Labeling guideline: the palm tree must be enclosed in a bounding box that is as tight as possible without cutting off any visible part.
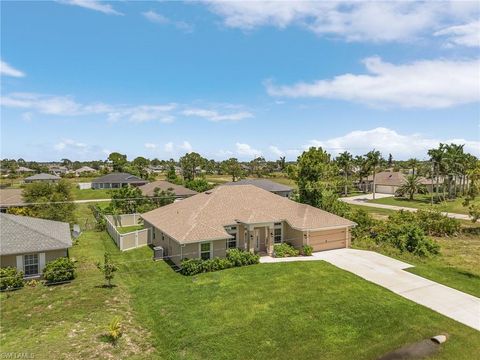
[354,155,369,193]
[444,144,465,198]
[365,150,382,199]
[336,151,353,196]
[407,158,419,176]
[428,146,445,201]
[397,175,427,200]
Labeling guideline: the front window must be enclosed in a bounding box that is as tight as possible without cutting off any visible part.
[225,226,237,249]
[24,254,39,276]
[274,224,282,244]
[200,242,211,260]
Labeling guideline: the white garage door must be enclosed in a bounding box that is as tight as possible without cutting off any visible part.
[376,185,395,194]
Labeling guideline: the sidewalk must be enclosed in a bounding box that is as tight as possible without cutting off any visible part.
[339,193,476,221]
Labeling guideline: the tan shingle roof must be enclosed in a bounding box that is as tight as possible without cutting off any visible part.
[367,171,431,186]
[142,185,355,244]
[139,180,197,198]
[0,189,24,207]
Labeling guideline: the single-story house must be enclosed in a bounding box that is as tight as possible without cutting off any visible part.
[75,166,96,176]
[359,171,434,194]
[139,180,197,199]
[17,166,35,173]
[0,213,72,278]
[49,165,69,176]
[222,178,293,197]
[91,173,148,189]
[24,173,61,183]
[142,185,355,266]
[0,189,24,211]
[146,165,164,174]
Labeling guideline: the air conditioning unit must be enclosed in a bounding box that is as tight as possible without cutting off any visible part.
[153,246,164,261]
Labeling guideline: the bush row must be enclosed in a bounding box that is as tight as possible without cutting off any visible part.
[0,257,76,291]
[180,249,259,276]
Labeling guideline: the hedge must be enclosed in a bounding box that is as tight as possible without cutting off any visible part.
[0,267,24,291]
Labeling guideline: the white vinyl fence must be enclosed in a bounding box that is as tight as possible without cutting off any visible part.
[105,213,150,251]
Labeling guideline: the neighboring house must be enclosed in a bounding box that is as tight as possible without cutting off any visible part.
[139,180,197,199]
[0,213,72,278]
[91,172,148,189]
[0,189,24,212]
[75,166,96,176]
[222,179,293,197]
[17,166,35,173]
[24,173,61,183]
[49,165,69,176]
[146,165,164,174]
[142,185,355,266]
[359,171,434,194]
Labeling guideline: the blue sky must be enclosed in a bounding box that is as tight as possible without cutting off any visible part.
[1,1,479,161]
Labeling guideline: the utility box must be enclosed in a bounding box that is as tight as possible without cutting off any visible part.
[153,246,164,261]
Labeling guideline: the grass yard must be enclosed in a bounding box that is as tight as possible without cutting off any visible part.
[117,225,144,234]
[2,230,480,359]
[368,194,479,215]
[72,187,111,200]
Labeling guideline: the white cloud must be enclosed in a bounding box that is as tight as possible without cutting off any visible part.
[434,21,480,47]
[1,92,177,123]
[0,60,25,77]
[142,10,194,32]
[163,141,193,154]
[307,127,480,159]
[144,143,157,149]
[164,142,174,153]
[58,0,123,16]
[235,142,262,157]
[266,57,480,108]
[182,108,253,122]
[268,145,284,157]
[204,1,479,43]
[54,139,88,152]
[179,141,193,152]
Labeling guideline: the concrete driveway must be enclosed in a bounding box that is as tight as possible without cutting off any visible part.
[314,249,480,331]
[261,249,480,331]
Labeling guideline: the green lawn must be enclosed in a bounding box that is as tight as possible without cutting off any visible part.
[368,194,478,215]
[1,230,480,359]
[72,188,111,200]
[117,225,144,234]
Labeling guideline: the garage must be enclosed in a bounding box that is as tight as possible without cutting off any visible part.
[375,184,397,194]
[308,228,348,252]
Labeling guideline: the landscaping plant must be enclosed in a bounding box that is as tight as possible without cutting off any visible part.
[273,243,300,258]
[0,267,24,291]
[96,252,118,287]
[107,316,123,345]
[43,257,76,284]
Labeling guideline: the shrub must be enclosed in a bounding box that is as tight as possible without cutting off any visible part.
[107,316,122,345]
[301,245,313,256]
[226,248,260,266]
[0,267,24,291]
[273,243,300,258]
[374,222,439,257]
[43,257,76,283]
[180,249,259,276]
[415,210,460,236]
[346,208,378,239]
[180,259,205,276]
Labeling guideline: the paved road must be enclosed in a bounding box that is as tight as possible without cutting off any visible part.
[339,193,476,221]
[73,198,111,203]
[261,249,480,331]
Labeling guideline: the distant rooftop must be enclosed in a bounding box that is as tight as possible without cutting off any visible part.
[25,173,61,181]
[92,172,147,184]
[222,178,293,193]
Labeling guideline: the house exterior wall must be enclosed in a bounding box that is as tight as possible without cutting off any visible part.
[283,223,304,248]
[0,249,68,276]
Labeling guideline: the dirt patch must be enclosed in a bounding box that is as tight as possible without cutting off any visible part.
[378,339,440,360]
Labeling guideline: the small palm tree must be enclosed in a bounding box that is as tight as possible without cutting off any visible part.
[396,175,427,200]
[365,150,382,199]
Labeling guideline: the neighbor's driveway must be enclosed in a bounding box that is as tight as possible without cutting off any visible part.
[261,249,480,331]
[339,193,475,221]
